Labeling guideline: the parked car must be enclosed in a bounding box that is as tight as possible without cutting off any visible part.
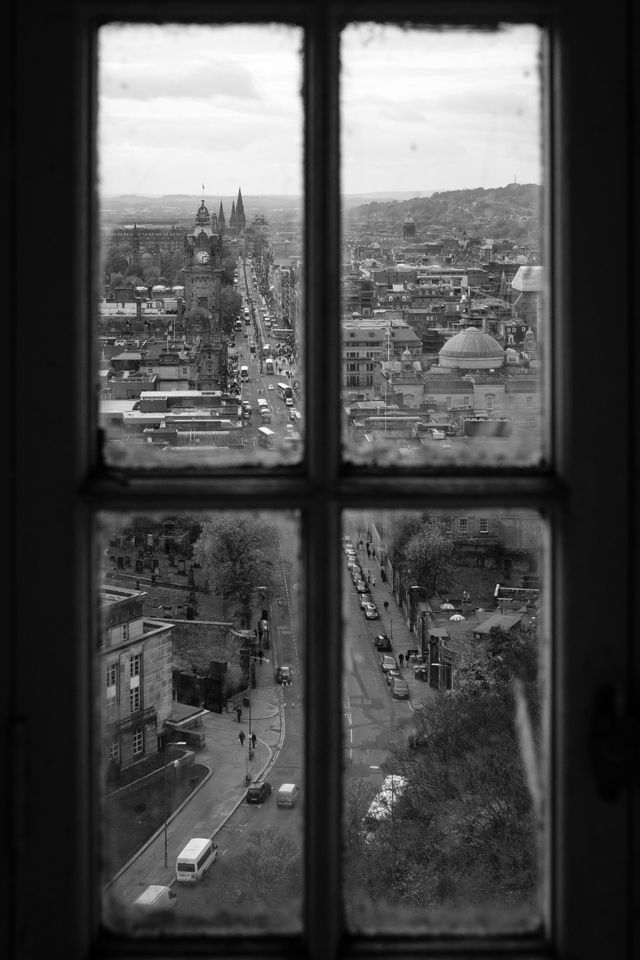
[359,594,373,609]
[356,580,368,593]
[390,676,410,699]
[246,781,272,804]
[374,634,392,651]
[380,654,397,673]
[386,667,401,685]
[275,664,292,685]
[364,606,379,620]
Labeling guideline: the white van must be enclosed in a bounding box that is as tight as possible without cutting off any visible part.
[276,783,300,807]
[175,837,217,882]
[133,885,176,912]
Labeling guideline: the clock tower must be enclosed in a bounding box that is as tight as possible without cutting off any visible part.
[182,198,227,391]
[183,199,222,319]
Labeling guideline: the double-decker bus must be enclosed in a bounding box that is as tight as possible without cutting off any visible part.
[276,382,293,404]
[257,426,276,449]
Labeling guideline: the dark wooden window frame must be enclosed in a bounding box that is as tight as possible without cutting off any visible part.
[9,1,637,959]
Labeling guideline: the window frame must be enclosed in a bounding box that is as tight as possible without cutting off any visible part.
[10,1,637,959]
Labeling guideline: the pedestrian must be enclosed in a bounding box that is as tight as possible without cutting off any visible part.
[371,576,376,587]
[239,730,245,746]
[251,732,257,749]
[236,706,242,723]
[384,601,389,612]
[258,649,264,663]
[406,650,411,664]
[398,653,404,667]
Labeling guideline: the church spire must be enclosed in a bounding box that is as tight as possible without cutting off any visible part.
[229,199,237,230]
[236,186,246,232]
[218,201,225,230]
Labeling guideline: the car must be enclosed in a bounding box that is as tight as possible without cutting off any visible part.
[359,595,373,609]
[268,384,274,390]
[386,667,401,685]
[374,634,392,651]
[356,580,368,593]
[346,559,359,570]
[390,676,410,699]
[380,654,397,672]
[364,606,379,620]
[246,781,272,804]
[275,664,292,685]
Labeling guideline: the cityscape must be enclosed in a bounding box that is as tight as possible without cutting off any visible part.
[97,21,546,939]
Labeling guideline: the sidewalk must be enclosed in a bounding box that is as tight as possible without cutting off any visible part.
[103,659,282,915]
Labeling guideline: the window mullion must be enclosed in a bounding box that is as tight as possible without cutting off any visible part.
[304,9,343,957]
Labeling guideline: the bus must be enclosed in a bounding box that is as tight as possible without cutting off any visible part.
[240,365,249,381]
[362,775,408,841]
[276,382,293,403]
[175,837,217,882]
[257,426,276,449]
[264,357,274,376]
[260,409,272,424]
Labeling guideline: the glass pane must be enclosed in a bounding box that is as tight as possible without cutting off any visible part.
[99,511,303,935]
[342,509,548,934]
[97,25,303,467]
[341,25,546,468]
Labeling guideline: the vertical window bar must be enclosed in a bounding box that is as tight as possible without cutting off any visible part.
[305,9,343,957]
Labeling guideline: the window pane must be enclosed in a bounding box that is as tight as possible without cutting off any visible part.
[341,24,546,468]
[342,509,548,934]
[99,511,303,935]
[97,24,304,468]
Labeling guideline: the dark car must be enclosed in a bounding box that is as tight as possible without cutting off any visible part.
[246,781,272,804]
[275,664,292,685]
[374,634,392,651]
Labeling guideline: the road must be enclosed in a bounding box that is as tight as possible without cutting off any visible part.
[342,559,414,791]
[230,256,297,449]
[172,518,303,923]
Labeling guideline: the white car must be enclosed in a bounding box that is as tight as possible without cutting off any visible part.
[268,384,275,391]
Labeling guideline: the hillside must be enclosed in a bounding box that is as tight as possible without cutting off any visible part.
[344,183,542,243]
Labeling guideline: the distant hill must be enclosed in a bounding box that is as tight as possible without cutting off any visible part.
[344,183,542,243]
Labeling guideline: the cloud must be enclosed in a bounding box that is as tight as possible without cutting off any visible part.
[101,60,261,103]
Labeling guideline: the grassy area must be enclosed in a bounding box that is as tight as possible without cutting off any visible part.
[102,761,208,878]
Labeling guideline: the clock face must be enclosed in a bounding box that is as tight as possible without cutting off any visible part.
[196,249,210,264]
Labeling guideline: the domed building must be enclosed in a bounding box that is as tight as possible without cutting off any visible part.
[438,327,505,370]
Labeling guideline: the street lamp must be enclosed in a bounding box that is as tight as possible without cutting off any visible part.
[163,740,186,868]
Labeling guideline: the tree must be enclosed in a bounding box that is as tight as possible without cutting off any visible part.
[402,517,455,597]
[192,514,280,621]
[234,830,302,907]
[343,622,542,917]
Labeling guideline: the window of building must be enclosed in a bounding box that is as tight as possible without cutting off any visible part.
[459,518,469,535]
[129,684,140,714]
[132,728,144,756]
[12,3,637,959]
[109,737,120,762]
[479,518,489,534]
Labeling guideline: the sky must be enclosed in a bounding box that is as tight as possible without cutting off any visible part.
[98,22,541,198]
